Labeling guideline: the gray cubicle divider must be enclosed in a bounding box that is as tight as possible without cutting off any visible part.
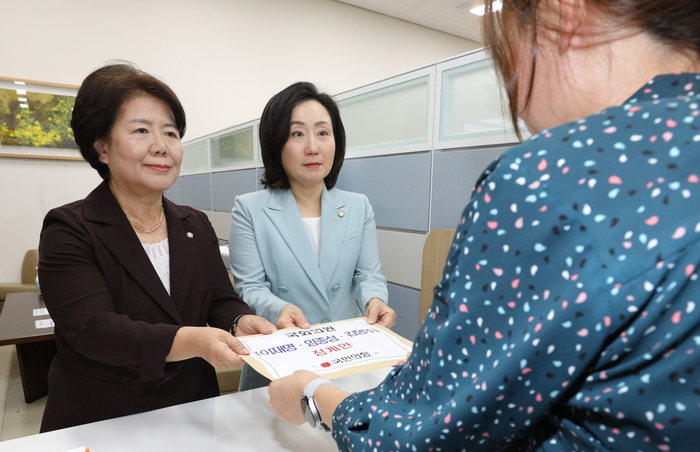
[211,169,258,212]
[387,283,421,340]
[164,177,183,205]
[430,146,510,231]
[180,174,212,210]
[335,152,432,233]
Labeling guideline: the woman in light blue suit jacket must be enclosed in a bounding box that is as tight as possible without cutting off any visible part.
[231,187,387,326]
[229,82,395,390]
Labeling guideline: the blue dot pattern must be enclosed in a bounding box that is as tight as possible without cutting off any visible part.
[332,73,700,452]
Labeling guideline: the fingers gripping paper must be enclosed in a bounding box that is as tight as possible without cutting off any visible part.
[237,318,413,380]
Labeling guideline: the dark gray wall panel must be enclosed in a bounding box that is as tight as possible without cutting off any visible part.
[336,153,431,232]
[180,174,212,210]
[388,283,420,341]
[164,177,183,205]
[430,147,509,231]
[211,169,258,212]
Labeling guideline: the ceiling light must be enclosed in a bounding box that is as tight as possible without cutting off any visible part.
[14,81,26,85]
[16,89,27,95]
[18,97,28,102]
[471,0,502,15]
[20,104,29,109]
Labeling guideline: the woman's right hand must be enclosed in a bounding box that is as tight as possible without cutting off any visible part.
[166,326,250,369]
[277,304,311,329]
[234,315,276,337]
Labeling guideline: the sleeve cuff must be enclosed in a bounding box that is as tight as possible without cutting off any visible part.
[139,324,182,382]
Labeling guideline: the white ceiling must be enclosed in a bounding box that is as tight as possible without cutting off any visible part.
[337,0,484,43]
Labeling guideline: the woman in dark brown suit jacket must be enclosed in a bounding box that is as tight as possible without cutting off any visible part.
[38,63,275,432]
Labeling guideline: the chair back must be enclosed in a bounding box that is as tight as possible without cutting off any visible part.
[21,249,39,284]
[419,229,455,327]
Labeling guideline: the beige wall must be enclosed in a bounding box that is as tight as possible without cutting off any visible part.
[0,159,102,282]
[2,0,478,140]
[0,0,478,282]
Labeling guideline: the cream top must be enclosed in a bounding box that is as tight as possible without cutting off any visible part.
[142,238,170,295]
[301,217,321,263]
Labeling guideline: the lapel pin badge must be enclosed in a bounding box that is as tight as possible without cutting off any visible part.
[338,212,344,218]
[187,232,194,239]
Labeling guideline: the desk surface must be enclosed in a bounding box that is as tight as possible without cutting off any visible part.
[0,292,53,346]
[0,367,391,452]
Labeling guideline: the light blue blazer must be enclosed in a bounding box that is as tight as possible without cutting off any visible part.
[228,187,388,325]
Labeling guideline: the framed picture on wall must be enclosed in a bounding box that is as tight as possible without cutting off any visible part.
[0,76,82,161]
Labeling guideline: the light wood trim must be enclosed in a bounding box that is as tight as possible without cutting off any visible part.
[0,153,84,161]
[419,228,455,327]
[0,75,79,89]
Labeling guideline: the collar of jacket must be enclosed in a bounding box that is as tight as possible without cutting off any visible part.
[265,186,349,303]
[81,179,200,323]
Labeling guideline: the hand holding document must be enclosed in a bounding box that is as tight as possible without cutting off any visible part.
[236,318,413,380]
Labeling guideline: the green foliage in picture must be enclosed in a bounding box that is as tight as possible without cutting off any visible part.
[0,88,77,149]
[212,127,254,166]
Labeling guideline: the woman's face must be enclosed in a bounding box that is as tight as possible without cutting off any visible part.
[96,95,182,197]
[281,100,335,191]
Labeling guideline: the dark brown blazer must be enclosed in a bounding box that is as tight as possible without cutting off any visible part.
[38,180,253,432]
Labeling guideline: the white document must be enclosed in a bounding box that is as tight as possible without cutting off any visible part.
[35,319,54,329]
[237,318,413,380]
[33,308,49,316]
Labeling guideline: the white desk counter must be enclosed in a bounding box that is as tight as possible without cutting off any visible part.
[0,368,391,452]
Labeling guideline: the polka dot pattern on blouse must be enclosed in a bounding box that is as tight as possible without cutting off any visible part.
[333,73,700,452]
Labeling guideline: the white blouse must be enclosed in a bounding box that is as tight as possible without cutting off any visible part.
[301,217,321,263]
[142,238,170,295]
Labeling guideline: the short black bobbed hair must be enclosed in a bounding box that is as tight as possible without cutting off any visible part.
[259,82,345,190]
[71,62,186,179]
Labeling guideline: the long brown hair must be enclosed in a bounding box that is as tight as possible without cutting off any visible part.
[482,0,700,139]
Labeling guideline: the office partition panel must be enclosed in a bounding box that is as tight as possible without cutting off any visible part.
[164,177,183,205]
[430,146,510,230]
[180,174,212,210]
[387,283,421,341]
[211,169,258,212]
[181,139,209,175]
[336,69,434,157]
[335,152,431,232]
[434,52,526,149]
[211,125,255,170]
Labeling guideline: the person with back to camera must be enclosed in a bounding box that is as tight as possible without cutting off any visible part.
[38,62,275,432]
[268,0,700,450]
[229,82,396,391]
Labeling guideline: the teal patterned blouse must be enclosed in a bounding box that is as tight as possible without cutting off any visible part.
[333,73,700,452]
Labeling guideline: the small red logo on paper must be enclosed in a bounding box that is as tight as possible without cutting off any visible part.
[321,362,331,368]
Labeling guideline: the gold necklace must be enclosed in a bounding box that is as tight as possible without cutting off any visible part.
[128,203,164,233]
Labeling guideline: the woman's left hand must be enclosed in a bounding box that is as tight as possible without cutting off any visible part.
[365,298,396,328]
[234,315,276,337]
[268,370,320,425]
[269,370,351,427]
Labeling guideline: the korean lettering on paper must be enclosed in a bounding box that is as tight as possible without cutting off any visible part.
[311,342,353,357]
[255,344,297,356]
[284,325,336,338]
